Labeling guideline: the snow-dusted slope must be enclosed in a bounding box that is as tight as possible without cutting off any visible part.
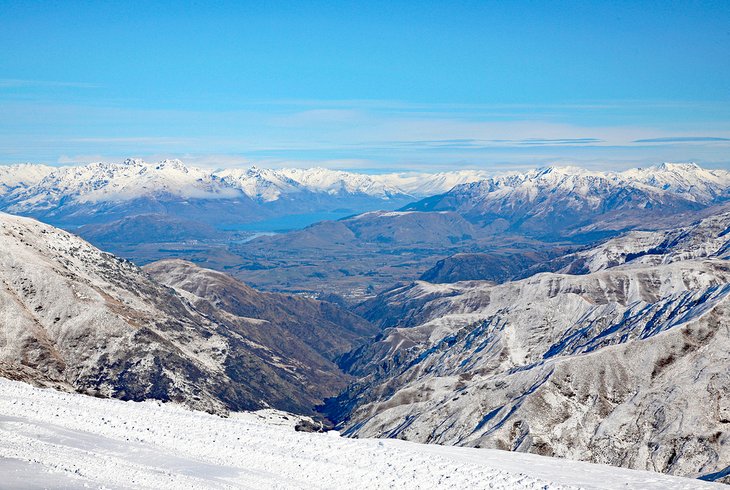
[529,208,730,276]
[338,220,730,482]
[0,211,231,411]
[404,163,730,239]
[0,212,372,416]
[143,258,377,408]
[0,378,720,490]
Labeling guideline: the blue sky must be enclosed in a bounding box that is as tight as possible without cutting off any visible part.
[1,0,729,171]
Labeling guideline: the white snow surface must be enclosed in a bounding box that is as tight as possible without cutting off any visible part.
[0,378,720,490]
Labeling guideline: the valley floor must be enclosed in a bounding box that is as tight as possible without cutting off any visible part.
[0,379,721,490]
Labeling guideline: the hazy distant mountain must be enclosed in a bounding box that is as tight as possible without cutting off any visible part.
[331,211,730,483]
[0,212,374,417]
[218,166,408,201]
[226,163,730,297]
[403,163,730,240]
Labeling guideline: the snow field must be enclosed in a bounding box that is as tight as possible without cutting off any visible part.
[0,379,723,489]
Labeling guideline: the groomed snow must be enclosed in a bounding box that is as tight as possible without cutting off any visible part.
[0,379,721,489]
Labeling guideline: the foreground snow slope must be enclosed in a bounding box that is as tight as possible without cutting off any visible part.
[0,379,720,490]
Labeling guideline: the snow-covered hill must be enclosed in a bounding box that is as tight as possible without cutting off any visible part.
[0,212,372,416]
[0,378,720,489]
[336,214,730,483]
[519,208,730,277]
[404,163,730,239]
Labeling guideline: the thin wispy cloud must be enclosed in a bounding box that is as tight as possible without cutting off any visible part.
[518,138,604,146]
[634,136,730,143]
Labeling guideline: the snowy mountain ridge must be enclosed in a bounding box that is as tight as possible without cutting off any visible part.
[0,159,493,208]
[424,162,730,209]
[335,211,730,483]
[0,163,54,197]
[452,162,730,202]
[529,209,730,276]
[404,162,730,239]
[2,159,727,209]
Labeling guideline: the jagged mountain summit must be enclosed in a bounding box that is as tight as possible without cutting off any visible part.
[0,212,374,416]
[332,211,730,484]
[403,163,730,240]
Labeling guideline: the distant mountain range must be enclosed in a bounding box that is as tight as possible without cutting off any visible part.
[0,159,492,227]
[2,160,727,245]
[404,163,730,240]
[227,162,730,297]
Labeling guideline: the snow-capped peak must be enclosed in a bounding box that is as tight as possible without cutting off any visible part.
[0,163,55,196]
[4,159,240,210]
